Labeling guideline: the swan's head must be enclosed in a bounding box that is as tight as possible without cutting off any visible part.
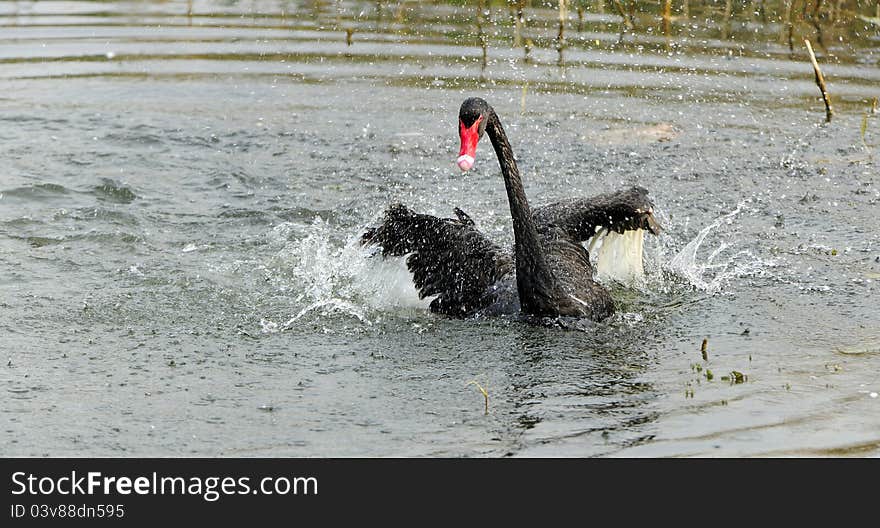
[457,97,490,171]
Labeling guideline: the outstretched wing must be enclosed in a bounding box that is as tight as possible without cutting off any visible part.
[360,204,512,316]
[532,186,661,243]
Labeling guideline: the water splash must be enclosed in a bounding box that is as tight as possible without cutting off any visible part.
[265,217,428,329]
[268,203,770,330]
[664,203,768,293]
[260,299,372,334]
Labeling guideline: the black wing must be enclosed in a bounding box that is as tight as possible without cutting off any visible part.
[360,204,513,316]
[532,186,661,243]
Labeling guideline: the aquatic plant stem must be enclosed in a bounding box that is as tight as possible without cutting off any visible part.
[612,0,633,30]
[662,0,672,37]
[804,39,833,122]
[477,0,488,71]
[556,0,568,65]
[512,0,526,48]
[557,0,567,55]
[467,380,489,415]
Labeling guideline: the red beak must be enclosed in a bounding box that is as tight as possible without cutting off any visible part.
[457,117,482,171]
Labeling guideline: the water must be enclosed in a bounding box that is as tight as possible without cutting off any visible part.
[2,0,879,457]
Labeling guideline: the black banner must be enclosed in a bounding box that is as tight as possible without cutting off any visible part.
[1,458,874,523]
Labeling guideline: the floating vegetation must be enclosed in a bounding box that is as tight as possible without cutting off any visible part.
[721,371,747,384]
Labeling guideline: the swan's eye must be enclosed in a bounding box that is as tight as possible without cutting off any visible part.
[457,116,483,172]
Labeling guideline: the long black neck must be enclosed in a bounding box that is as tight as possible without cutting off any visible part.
[484,108,555,312]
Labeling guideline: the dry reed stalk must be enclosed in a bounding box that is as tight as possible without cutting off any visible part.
[805,39,833,122]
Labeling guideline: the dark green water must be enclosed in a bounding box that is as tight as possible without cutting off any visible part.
[2,0,879,456]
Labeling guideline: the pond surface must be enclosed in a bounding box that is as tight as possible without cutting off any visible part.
[1,0,879,456]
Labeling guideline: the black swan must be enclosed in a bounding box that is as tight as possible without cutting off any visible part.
[361,97,660,321]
